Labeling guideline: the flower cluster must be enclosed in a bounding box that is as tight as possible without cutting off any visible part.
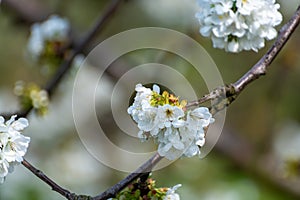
[27,15,70,60]
[195,0,283,52]
[128,84,214,160]
[0,115,30,183]
[109,176,181,200]
[27,15,70,75]
[14,81,49,116]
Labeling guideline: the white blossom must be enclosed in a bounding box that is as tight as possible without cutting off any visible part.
[155,104,185,129]
[128,84,156,134]
[158,127,185,160]
[184,143,201,157]
[30,90,49,109]
[195,0,283,52]
[128,84,152,118]
[27,15,70,59]
[128,84,214,160]
[27,24,44,59]
[0,115,30,184]
[13,81,49,114]
[40,15,69,41]
[186,107,214,131]
[164,184,182,200]
[2,132,30,163]
[0,154,9,184]
[0,115,29,135]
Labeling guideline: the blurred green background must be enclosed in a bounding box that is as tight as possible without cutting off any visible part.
[1,0,300,199]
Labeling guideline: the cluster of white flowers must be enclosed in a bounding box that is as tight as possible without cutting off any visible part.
[164,184,182,200]
[195,0,283,52]
[0,115,30,183]
[27,15,70,59]
[128,84,214,160]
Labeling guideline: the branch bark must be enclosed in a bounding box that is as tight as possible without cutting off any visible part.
[9,0,125,199]
[17,0,124,118]
[187,5,300,110]
[2,2,300,200]
[95,5,300,199]
[232,5,300,94]
[92,153,163,200]
[21,159,84,200]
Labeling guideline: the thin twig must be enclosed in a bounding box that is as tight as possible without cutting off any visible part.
[92,153,163,200]
[98,5,300,199]
[21,159,83,200]
[45,0,124,94]
[186,85,228,108]
[4,3,300,200]
[13,0,124,199]
[0,0,124,119]
[187,5,300,110]
[15,0,124,118]
[232,5,300,94]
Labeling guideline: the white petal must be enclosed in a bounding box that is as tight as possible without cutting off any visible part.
[152,84,160,94]
[227,41,239,52]
[196,137,206,147]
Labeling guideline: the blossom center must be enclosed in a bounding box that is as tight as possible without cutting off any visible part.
[165,109,173,118]
[9,142,16,152]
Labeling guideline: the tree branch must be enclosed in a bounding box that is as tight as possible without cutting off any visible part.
[21,159,85,200]
[187,5,300,110]
[9,1,125,199]
[232,5,300,94]
[92,153,163,200]
[97,5,300,199]
[16,0,124,118]
[3,2,300,200]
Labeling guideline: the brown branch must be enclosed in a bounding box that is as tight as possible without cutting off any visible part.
[0,0,124,119]
[92,153,163,200]
[91,5,300,199]
[45,0,124,93]
[3,2,300,200]
[21,159,83,200]
[232,5,300,94]
[187,5,300,110]
[186,85,228,108]
[18,0,124,118]
[11,0,125,199]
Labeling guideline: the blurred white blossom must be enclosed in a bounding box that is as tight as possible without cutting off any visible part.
[14,81,49,116]
[27,24,44,59]
[196,0,283,52]
[30,90,49,110]
[273,122,300,159]
[128,84,214,160]
[0,115,30,183]
[40,15,69,41]
[273,121,300,176]
[27,15,70,60]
